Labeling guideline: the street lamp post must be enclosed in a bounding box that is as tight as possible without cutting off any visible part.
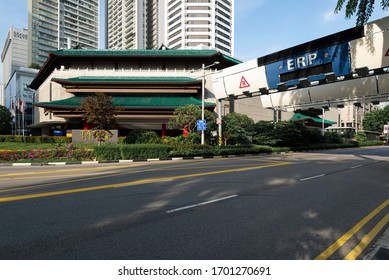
[198,61,219,145]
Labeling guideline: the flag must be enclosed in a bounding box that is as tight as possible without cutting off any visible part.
[15,96,20,111]
[10,97,15,117]
[20,96,26,114]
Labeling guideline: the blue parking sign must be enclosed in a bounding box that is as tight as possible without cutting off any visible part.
[197,120,206,131]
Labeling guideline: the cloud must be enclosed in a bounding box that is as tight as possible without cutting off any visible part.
[322,10,341,22]
[235,0,269,22]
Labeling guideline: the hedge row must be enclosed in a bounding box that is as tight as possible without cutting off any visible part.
[92,144,273,160]
[93,144,175,160]
[168,145,272,158]
[290,142,359,151]
[0,148,94,162]
[0,135,71,144]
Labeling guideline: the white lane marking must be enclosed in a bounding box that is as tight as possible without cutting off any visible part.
[166,195,238,214]
[350,165,363,169]
[293,161,311,165]
[300,174,326,182]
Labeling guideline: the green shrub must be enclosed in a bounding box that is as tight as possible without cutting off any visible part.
[125,129,161,144]
[120,144,173,160]
[168,145,272,158]
[322,132,343,144]
[93,145,122,161]
[359,140,384,146]
[355,131,367,143]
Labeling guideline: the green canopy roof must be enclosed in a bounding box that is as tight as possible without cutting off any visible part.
[34,95,215,109]
[52,76,200,84]
[291,112,337,125]
[51,49,242,64]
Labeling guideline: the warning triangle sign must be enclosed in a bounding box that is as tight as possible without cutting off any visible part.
[385,48,389,56]
[239,76,250,89]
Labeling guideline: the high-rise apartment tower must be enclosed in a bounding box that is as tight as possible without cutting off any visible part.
[106,0,165,50]
[106,0,234,56]
[165,0,234,56]
[28,0,100,67]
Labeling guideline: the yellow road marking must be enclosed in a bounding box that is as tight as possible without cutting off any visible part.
[315,198,389,260]
[0,164,139,178]
[344,212,389,260]
[0,158,285,194]
[0,160,292,203]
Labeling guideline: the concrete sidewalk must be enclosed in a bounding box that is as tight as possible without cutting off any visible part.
[364,227,389,259]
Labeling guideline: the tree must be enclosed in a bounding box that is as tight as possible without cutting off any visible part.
[222,112,254,145]
[0,105,12,134]
[29,63,41,70]
[168,104,216,134]
[363,105,389,132]
[78,93,117,143]
[335,0,389,26]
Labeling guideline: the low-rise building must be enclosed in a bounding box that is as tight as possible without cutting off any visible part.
[29,48,240,136]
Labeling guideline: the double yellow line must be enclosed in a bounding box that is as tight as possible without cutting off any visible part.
[0,160,292,203]
[316,199,389,260]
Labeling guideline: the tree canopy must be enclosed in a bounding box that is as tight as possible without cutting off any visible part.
[78,93,117,142]
[335,0,389,26]
[79,93,116,130]
[168,104,216,133]
[0,105,12,134]
[363,105,389,132]
[222,112,254,145]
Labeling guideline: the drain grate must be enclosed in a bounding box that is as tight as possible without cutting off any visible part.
[372,247,389,260]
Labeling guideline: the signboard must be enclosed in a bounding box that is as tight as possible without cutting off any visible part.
[265,42,351,89]
[197,120,207,131]
[72,129,118,144]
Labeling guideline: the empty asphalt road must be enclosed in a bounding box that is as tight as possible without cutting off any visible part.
[0,146,388,259]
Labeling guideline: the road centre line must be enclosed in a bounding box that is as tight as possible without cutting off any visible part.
[344,212,389,260]
[166,195,238,214]
[350,165,363,169]
[315,198,389,260]
[0,160,292,203]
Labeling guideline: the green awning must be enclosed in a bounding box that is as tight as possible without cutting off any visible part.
[33,95,215,109]
[291,112,337,125]
[51,76,200,85]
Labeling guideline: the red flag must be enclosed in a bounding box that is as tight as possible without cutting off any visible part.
[20,97,26,114]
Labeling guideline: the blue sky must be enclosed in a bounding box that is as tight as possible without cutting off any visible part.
[0,0,388,81]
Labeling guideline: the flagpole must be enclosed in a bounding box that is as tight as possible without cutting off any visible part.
[21,96,25,136]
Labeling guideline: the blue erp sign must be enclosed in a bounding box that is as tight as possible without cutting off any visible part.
[197,120,207,131]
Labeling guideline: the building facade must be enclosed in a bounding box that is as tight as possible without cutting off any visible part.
[165,0,234,56]
[106,0,165,50]
[0,84,3,106]
[28,0,100,67]
[105,0,234,56]
[3,67,38,135]
[29,49,240,136]
[1,27,28,85]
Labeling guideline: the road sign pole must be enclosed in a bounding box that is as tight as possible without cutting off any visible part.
[201,63,205,145]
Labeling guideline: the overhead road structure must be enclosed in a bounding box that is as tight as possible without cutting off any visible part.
[211,16,389,112]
